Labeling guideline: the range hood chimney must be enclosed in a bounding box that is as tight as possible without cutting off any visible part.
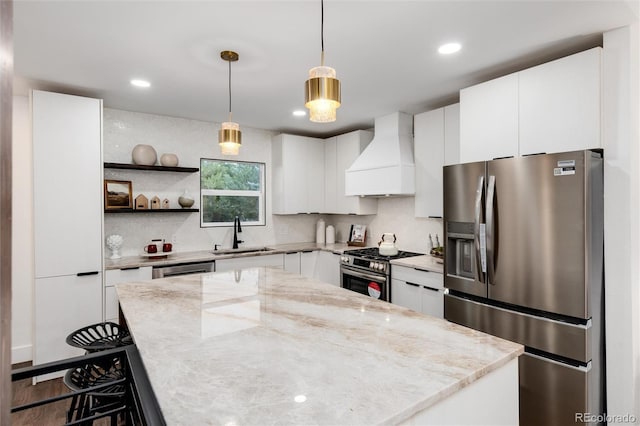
[345,111,415,197]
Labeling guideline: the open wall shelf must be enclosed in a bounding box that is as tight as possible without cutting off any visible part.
[104,162,199,173]
[105,208,199,214]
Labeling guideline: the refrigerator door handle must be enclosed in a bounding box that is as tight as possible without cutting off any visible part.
[474,175,485,283]
[486,175,496,285]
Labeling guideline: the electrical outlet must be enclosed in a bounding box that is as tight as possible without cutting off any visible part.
[171,234,178,244]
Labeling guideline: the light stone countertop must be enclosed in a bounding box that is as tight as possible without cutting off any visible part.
[116,267,523,425]
[390,254,445,274]
[104,242,357,270]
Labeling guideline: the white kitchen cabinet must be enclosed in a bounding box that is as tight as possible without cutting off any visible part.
[32,90,103,379]
[334,131,378,215]
[104,267,152,323]
[391,265,444,318]
[391,278,422,312]
[314,251,341,286]
[460,73,519,163]
[32,90,103,278]
[284,252,301,274]
[460,48,602,162]
[34,274,102,381]
[215,254,284,272]
[300,250,318,278]
[324,137,338,213]
[272,134,325,214]
[283,250,318,279]
[519,47,601,155]
[414,103,459,218]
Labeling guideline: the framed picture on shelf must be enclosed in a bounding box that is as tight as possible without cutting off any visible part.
[104,179,133,209]
[348,224,367,246]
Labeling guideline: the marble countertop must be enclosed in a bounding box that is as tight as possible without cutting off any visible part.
[116,267,522,425]
[390,254,444,273]
[105,242,355,270]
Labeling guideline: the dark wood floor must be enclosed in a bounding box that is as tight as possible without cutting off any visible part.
[11,362,112,426]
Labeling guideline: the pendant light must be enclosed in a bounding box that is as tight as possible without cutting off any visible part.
[305,0,341,123]
[219,50,241,156]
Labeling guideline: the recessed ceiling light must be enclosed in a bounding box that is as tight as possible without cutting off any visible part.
[293,110,306,117]
[294,395,307,403]
[438,43,461,55]
[130,79,151,88]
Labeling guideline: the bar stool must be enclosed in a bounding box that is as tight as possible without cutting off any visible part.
[66,321,132,353]
[63,357,126,425]
[64,322,132,424]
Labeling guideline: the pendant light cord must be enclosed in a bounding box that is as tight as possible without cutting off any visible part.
[320,0,325,66]
[228,59,233,122]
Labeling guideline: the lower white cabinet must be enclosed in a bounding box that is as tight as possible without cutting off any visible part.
[391,265,444,318]
[300,251,318,278]
[104,267,152,324]
[314,251,341,286]
[34,273,102,381]
[284,251,319,279]
[215,254,284,272]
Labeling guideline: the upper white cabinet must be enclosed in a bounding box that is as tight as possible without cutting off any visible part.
[32,90,103,278]
[32,90,103,376]
[518,47,601,155]
[324,137,339,213]
[460,47,602,162]
[460,74,519,163]
[334,130,377,215]
[273,131,376,215]
[272,134,325,214]
[414,104,459,218]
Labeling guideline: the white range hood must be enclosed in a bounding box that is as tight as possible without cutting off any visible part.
[345,111,415,197]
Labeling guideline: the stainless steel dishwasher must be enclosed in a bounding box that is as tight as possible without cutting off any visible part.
[152,261,215,279]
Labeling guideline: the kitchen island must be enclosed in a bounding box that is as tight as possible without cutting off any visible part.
[116,267,523,425]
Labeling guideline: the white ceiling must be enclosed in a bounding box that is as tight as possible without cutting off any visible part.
[13,0,639,138]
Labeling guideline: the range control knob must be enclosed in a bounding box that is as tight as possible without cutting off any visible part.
[378,264,386,271]
[369,262,376,269]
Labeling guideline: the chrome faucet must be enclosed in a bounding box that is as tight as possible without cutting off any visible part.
[232,216,243,249]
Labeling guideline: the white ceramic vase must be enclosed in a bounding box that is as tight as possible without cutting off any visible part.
[178,189,195,208]
[160,153,179,167]
[132,144,157,166]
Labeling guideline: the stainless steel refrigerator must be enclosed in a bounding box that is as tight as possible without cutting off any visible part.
[443,150,605,426]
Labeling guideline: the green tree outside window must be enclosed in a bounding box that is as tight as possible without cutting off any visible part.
[200,159,265,227]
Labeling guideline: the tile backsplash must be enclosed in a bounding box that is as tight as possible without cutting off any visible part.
[103,108,442,257]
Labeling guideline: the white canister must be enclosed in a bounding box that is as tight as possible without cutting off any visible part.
[316,219,326,244]
[325,225,335,244]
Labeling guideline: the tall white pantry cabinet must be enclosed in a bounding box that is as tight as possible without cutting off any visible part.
[32,90,103,380]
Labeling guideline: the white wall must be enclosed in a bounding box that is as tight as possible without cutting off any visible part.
[603,24,640,423]
[103,108,320,256]
[101,108,444,256]
[11,95,33,363]
[324,197,442,253]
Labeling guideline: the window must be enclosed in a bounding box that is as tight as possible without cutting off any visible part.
[200,159,266,227]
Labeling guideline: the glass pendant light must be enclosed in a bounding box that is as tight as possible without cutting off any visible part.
[305,0,341,123]
[219,50,241,155]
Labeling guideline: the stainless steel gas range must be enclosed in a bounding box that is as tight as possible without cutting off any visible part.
[340,248,423,302]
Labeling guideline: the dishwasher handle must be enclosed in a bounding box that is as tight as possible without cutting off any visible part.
[152,261,215,279]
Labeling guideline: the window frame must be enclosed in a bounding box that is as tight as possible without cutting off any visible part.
[199,158,266,228]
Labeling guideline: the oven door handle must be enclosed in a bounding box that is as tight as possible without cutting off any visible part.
[342,267,386,283]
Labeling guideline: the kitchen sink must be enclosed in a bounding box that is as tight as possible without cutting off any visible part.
[212,247,274,255]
